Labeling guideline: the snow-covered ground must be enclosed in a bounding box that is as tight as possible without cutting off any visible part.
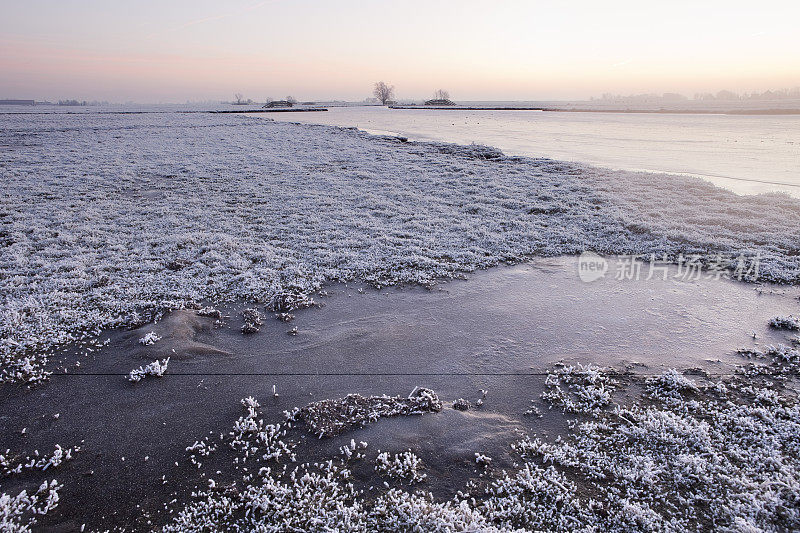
[2,110,800,383]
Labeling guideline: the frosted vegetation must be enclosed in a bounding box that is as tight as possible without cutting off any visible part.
[374,450,427,484]
[0,444,78,477]
[290,388,443,438]
[159,343,800,532]
[770,315,800,330]
[1,447,74,531]
[541,362,617,414]
[2,112,800,382]
[127,357,170,383]
[0,480,62,532]
[138,331,162,345]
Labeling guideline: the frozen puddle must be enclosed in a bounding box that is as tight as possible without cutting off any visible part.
[1,257,798,530]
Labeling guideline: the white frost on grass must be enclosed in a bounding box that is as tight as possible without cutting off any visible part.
[374,450,426,484]
[452,398,471,411]
[161,341,800,533]
[127,357,169,383]
[339,439,368,462]
[294,388,442,437]
[645,368,700,407]
[196,306,222,319]
[164,393,504,532]
[513,358,800,531]
[738,344,800,370]
[0,480,62,532]
[770,315,800,330]
[3,113,800,382]
[229,397,296,464]
[186,440,217,468]
[138,331,161,345]
[541,363,617,414]
[474,453,492,466]
[0,445,79,477]
[240,308,263,334]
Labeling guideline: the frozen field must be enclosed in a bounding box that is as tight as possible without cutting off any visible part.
[2,109,800,531]
[2,110,799,383]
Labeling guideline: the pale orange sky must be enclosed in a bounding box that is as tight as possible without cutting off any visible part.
[1,0,798,102]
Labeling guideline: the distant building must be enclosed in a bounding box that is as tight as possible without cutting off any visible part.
[0,99,35,106]
[424,98,456,106]
[262,100,294,108]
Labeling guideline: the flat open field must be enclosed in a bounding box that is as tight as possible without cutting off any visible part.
[2,110,800,531]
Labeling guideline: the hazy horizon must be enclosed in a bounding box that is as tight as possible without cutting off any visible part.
[1,0,798,103]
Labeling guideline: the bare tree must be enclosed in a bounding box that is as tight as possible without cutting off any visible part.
[234,93,245,105]
[434,89,450,100]
[286,95,297,104]
[373,82,395,105]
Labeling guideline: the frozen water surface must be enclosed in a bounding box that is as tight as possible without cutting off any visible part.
[266,106,800,196]
[1,259,799,529]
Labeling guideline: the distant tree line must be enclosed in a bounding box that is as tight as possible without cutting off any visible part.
[230,85,461,107]
[694,88,800,101]
[231,94,299,105]
[595,87,800,103]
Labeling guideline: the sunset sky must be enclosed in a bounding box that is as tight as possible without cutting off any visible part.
[1,0,798,102]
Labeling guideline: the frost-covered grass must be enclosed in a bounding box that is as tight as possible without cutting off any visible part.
[127,357,169,383]
[541,363,618,414]
[339,439,368,462]
[452,398,471,411]
[374,450,427,483]
[158,343,800,532]
[240,307,263,334]
[0,480,62,532]
[769,315,800,330]
[0,445,74,531]
[0,445,79,477]
[291,388,443,437]
[474,453,492,466]
[138,331,161,345]
[2,112,800,382]
[229,396,296,464]
[516,353,800,531]
[162,392,495,532]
